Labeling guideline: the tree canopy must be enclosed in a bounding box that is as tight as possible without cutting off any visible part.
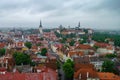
[0,48,6,57]
[69,40,75,46]
[60,37,67,43]
[54,31,62,38]
[105,54,117,59]
[41,48,47,56]
[66,59,74,68]
[25,42,32,49]
[63,59,74,79]
[13,52,31,65]
[102,60,115,73]
[92,32,120,46]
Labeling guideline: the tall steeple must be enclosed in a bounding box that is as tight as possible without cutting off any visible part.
[39,20,42,28]
[39,20,43,34]
[78,22,80,28]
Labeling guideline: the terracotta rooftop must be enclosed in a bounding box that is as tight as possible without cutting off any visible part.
[75,44,92,50]
[0,68,57,80]
[73,56,90,64]
[74,63,95,72]
[97,72,120,80]
[31,46,38,50]
[74,68,98,80]
[68,51,84,57]
[0,43,5,48]
[95,42,111,48]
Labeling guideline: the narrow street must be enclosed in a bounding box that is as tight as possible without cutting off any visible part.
[48,40,65,80]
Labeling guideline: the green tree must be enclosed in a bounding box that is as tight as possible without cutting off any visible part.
[105,54,117,59]
[30,61,36,66]
[69,40,75,46]
[25,42,32,49]
[66,59,74,68]
[63,59,74,79]
[63,62,74,79]
[0,48,6,56]
[41,48,47,56]
[93,45,99,50]
[13,52,31,65]
[92,32,120,46]
[54,31,62,38]
[102,60,115,73]
[60,37,67,43]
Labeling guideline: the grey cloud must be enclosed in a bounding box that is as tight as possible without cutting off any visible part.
[102,0,120,11]
[0,0,119,30]
[84,0,120,13]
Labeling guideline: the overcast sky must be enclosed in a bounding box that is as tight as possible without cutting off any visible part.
[0,0,120,30]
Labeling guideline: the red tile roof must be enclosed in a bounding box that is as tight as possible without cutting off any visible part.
[0,68,57,80]
[74,68,98,80]
[68,51,84,57]
[95,42,111,48]
[31,46,38,50]
[0,43,6,48]
[76,44,92,50]
[97,72,120,80]
[74,63,95,72]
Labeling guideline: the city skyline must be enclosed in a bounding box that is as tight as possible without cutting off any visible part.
[0,0,120,30]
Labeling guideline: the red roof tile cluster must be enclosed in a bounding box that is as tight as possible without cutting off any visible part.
[74,68,98,80]
[73,56,90,64]
[74,62,98,80]
[43,32,57,40]
[97,72,120,80]
[0,43,6,48]
[75,44,92,50]
[95,42,111,48]
[74,63,95,72]
[0,68,57,80]
[68,51,84,57]
[31,46,38,50]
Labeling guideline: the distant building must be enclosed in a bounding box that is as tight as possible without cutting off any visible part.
[78,22,80,28]
[39,20,43,35]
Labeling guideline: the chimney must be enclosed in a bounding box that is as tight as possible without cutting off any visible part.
[87,72,89,78]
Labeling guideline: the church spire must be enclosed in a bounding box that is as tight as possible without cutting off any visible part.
[39,20,43,35]
[39,20,42,28]
[78,21,80,28]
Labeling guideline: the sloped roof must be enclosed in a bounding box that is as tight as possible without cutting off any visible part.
[74,68,98,79]
[68,51,84,57]
[0,68,57,80]
[75,44,92,50]
[74,63,95,72]
[97,72,120,80]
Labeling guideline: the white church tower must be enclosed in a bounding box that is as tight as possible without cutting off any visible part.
[39,20,43,34]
